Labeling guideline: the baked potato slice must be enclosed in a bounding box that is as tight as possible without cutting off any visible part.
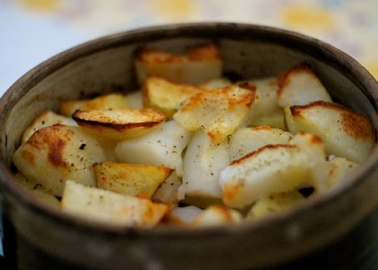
[61,180,168,227]
[60,93,128,117]
[192,205,243,227]
[72,108,166,141]
[94,161,173,197]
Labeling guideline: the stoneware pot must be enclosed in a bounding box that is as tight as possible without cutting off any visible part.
[0,23,378,270]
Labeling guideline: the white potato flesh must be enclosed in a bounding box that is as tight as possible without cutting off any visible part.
[285,100,375,163]
[61,180,168,227]
[135,44,222,85]
[327,156,359,188]
[152,171,182,204]
[229,126,292,162]
[277,63,332,107]
[12,125,107,196]
[199,77,232,90]
[246,191,305,220]
[179,129,229,198]
[115,120,192,176]
[220,144,310,208]
[22,110,77,143]
[167,205,203,225]
[249,109,286,130]
[192,205,243,227]
[72,108,166,141]
[173,84,256,144]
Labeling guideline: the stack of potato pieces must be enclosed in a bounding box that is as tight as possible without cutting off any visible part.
[12,44,375,228]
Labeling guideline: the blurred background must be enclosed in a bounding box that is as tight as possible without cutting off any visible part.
[1,0,378,96]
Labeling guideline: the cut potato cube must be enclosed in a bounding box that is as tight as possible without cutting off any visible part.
[21,110,77,143]
[152,171,182,204]
[229,126,292,162]
[173,83,256,144]
[277,63,332,107]
[179,129,229,198]
[115,120,192,176]
[246,191,305,220]
[61,180,168,227]
[72,108,166,141]
[167,205,203,226]
[327,156,359,188]
[285,100,375,163]
[12,125,107,196]
[249,109,286,130]
[59,93,128,117]
[94,162,173,197]
[220,144,310,208]
[135,43,222,85]
[15,173,60,208]
[143,76,202,118]
[192,205,243,227]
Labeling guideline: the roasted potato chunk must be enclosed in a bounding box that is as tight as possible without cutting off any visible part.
[192,205,243,227]
[173,83,256,144]
[12,125,107,196]
[72,108,166,141]
[61,180,168,227]
[285,100,375,163]
[277,63,332,107]
[135,43,222,85]
[94,162,173,197]
[143,76,202,118]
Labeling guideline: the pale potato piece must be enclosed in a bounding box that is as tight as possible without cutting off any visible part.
[167,205,203,226]
[135,43,222,85]
[277,63,332,107]
[152,171,182,204]
[173,83,256,144]
[192,205,243,227]
[72,108,166,141]
[246,191,305,219]
[242,77,281,126]
[94,162,173,197]
[125,90,143,108]
[59,93,128,117]
[61,180,168,227]
[14,173,60,208]
[285,100,375,163]
[249,109,286,130]
[327,156,359,188]
[229,126,292,162]
[115,120,192,176]
[199,77,232,90]
[143,76,202,119]
[220,144,310,208]
[21,110,77,143]
[289,132,329,192]
[179,129,229,198]
[12,125,107,196]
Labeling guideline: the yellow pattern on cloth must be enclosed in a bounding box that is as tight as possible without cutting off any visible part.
[16,0,61,12]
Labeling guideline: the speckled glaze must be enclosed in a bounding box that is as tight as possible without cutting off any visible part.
[1,23,378,270]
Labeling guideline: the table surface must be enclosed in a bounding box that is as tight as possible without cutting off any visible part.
[1,0,378,257]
